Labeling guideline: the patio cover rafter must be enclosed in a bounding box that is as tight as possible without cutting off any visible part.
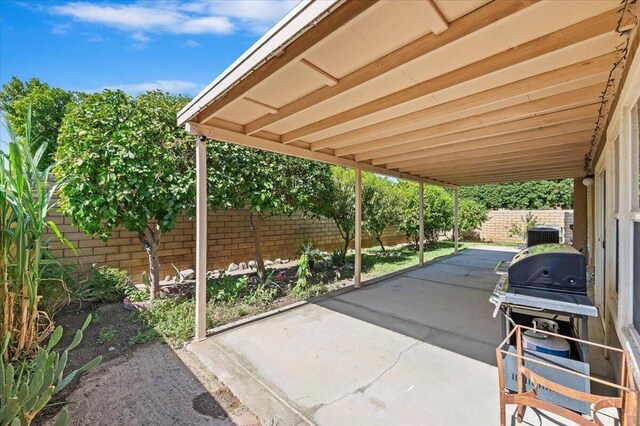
[181,0,638,187]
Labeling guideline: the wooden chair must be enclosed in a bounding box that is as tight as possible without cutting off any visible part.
[496,325,637,425]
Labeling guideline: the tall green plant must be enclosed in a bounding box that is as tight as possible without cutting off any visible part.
[1,110,72,360]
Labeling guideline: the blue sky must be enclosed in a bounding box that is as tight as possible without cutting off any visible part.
[0,0,300,96]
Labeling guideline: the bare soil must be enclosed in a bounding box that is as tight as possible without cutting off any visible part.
[36,303,258,426]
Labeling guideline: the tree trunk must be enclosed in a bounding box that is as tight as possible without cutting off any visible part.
[375,236,386,254]
[342,235,350,263]
[249,212,266,277]
[138,225,161,300]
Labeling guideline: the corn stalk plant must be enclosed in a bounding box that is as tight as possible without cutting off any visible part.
[1,110,72,360]
[0,315,101,425]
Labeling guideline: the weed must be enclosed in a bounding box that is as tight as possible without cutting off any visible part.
[92,312,101,323]
[96,325,117,344]
[207,273,248,302]
[129,328,161,346]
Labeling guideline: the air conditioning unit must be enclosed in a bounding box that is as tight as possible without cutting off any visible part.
[527,226,561,247]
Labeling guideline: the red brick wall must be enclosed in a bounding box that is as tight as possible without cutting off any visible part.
[46,207,406,281]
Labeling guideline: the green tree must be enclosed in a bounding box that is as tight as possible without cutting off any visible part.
[458,198,488,240]
[206,142,332,276]
[397,181,454,245]
[362,173,400,253]
[0,77,76,168]
[315,167,356,263]
[54,90,195,299]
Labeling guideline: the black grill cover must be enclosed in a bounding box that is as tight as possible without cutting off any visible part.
[527,226,560,247]
[508,243,586,294]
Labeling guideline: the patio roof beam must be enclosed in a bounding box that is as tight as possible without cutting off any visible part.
[345,87,602,160]
[414,156,585,176]
[405,146,588,175]
[376,119,595,167]
[427,163,584,181]
[280,8,625,143]
[193,0,376,125]
[386,128,594,170]
[397,139,590,172]
[185,121,458,188]
[242,0,536,136]
[450,168,586,185]
[309,53,615,151]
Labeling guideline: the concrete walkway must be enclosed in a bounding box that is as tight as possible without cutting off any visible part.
[189,246,612,425]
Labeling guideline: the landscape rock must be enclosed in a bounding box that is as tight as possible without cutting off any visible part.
[228,263,239,272]
[275,258,282,264]
[239,262,248,270]
[207,270,221,279]
[178,269,195,281]
[282,259,290,264]
[165,275,171,282]
[248,260,257,268]
[264,260,274,267]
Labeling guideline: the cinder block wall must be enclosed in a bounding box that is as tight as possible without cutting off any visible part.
[476,209,574,244]
[45,206,406,281]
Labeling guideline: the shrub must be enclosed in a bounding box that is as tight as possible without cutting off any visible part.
[206,273,248,302]
[0,315,101,425]
[78,266,131,303]
[362,173,400,253]
[397,181,453,245]
[458,179,573,209]
[293,254,312,295]
[508,211,540,243]
[458,198,489,240]
[142,299,207,343]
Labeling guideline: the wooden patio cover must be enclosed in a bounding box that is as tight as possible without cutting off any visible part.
[179,0,638,188]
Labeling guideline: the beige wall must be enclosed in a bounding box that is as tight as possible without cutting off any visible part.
[476,209,574,244]
[45,207,405,282]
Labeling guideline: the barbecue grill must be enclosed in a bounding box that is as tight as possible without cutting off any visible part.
[489,243,597,414]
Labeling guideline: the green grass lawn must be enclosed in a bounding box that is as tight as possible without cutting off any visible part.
[345,241,466,279]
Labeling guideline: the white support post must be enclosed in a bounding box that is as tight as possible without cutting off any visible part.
[355,168,362,288]
[195,135,207,341]
[454,188,459,255]
[419,182,424,266]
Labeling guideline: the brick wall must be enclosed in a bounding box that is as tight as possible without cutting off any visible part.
[45,207,406,281]
[476,209,574,244]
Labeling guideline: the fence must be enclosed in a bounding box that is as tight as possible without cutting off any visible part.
[476,209,574,244]
[46,207,405,281]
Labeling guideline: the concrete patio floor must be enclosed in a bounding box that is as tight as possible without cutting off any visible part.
[189,246,614,425]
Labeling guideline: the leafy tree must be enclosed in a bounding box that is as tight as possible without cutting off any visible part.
[314,167,356,263]
[54,90,195,299]
[458,198,488,240]
[458,179,573,210]
[0,77,76,168]
[397,181,454,245]
[362,173,400,253]
[206,142,332,276]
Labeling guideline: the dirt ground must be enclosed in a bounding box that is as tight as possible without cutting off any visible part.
[36,303,259,426]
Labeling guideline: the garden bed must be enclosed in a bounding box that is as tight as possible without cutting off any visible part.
[137,241,465,346]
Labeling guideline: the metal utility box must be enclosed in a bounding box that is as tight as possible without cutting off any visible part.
[527,225,561,246]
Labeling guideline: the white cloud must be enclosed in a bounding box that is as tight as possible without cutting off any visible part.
[49,0,298,41]
[51,23,70,35]
[181,40,201,48]
[90,80,199,95]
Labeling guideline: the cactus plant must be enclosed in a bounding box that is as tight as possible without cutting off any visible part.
[0,315,101,425]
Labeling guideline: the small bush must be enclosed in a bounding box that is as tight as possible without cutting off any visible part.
[458,199,489,240]
[77,266,131,303]
[207,273,248,302]
[142,299,211,343]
